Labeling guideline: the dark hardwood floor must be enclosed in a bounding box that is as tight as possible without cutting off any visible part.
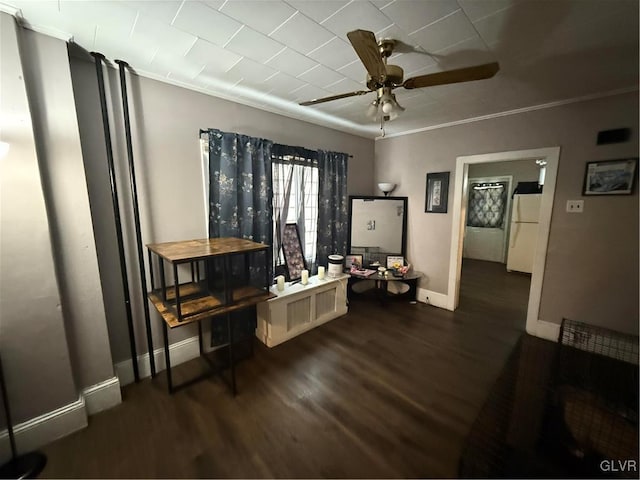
[41,259,532,478]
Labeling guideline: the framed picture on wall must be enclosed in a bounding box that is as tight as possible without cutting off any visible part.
[583,158,638,195]
[425,172,450,213]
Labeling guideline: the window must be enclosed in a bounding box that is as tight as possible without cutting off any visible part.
[272,154,318,270]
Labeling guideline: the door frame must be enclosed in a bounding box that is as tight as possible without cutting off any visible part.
[464,175,513,263]
[447,147,560,338]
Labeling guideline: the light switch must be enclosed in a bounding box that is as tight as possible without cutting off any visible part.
[566,200,584,213]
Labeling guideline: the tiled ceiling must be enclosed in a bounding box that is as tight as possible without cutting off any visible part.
[3,0,638,139]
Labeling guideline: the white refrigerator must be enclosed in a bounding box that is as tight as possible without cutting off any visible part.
[506,194,541,273]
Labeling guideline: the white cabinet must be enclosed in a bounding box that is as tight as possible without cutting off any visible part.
[256,274,349,347]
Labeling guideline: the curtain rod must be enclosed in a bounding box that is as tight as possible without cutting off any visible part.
[199,129,353,158]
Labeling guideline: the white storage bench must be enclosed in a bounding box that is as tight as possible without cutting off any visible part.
[256,274,349,347]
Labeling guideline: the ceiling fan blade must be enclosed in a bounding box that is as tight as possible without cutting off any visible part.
[403,62,500,89]
[347,29,386,81]
[299,90,371,106]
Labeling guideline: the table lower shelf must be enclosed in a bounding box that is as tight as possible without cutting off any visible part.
[148,282,275,327]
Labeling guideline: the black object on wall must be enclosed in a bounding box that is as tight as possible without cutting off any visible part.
[597,128,631,145]
[115,60,156,378]
[0,352,47,478]
[91,52,140,383]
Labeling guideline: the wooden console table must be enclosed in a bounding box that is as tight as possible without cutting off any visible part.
[146,237,275,394]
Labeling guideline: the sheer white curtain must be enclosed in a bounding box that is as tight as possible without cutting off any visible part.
[272,160,318,270]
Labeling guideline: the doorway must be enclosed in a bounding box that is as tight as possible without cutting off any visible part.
[447,147,560,339]
[463,175,512,264]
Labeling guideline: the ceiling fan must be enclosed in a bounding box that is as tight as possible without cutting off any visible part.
[299,29,500,133]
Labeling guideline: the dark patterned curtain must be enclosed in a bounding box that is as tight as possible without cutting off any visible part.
[316,150,349,266]
[467,182,508,228]
[206,128,273,277]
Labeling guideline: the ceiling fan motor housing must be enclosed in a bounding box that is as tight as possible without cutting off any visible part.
[367,64,404,90]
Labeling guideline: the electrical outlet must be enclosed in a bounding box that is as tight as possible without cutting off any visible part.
[566,200,584,213]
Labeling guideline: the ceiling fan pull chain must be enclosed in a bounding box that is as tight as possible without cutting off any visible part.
[380,114,386,137]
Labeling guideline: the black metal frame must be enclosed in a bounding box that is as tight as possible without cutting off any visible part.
[91,52,139,382]
[115,59,156,378]
[347,195,408,266]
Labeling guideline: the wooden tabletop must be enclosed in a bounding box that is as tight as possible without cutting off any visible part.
[146,237,269,263]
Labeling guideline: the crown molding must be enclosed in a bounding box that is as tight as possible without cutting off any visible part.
[376,85,639,140]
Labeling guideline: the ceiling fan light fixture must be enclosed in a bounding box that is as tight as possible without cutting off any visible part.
[367,99,379,118]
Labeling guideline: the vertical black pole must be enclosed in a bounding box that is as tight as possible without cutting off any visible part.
[91,52,140,382]
[115,60,156,377]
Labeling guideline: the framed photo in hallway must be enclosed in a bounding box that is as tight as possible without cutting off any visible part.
[583,158,637,195]
[425,172,450,213]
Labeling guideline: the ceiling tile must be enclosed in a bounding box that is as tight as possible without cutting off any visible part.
[172,1,241,46]
[225,26,285,63]
[369,0,395,10]
[457,0,521,23]
[263,72,307,96]
[153,52,205,81]
[201,1,225,9]
[266,47,318,77]
[120,1,182,24]
[286,0,349,24]
[270,12,335,54]
[409,10,478,53]
[323,78,367,95]
[225,58,279,87]
[17,1,95,47]
[291,84,332,103]
[220,1,296,36]
[431,36,494,71]
[297,64,345,88]
[307,36,358,71]
[321,1,393,41]
[93,26,156,66]
[185,39,242,73]
[132,15,197,57]
[61,0,136,39]
[337,60,368,82]
[390,52,437,78]
[381,0,459,35]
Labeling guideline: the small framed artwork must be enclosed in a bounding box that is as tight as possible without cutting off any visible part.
[345,254,363,270]
[282,223,306,281]
[386,255,404,269]
[583,158,637,195]
[425,172,450,213]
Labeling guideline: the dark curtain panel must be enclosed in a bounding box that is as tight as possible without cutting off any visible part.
[206,128,274,279]
[316,150,349,267]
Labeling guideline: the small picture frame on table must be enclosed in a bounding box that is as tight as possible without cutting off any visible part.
[386,255,404,269]
[345,254,363,270]
[582,158,637,195]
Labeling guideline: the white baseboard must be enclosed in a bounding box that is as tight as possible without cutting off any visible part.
[0,396,87,463]
[115,335,202,387]
[529,319,561,342]
[417,288,450,310]
[82,376,121,415]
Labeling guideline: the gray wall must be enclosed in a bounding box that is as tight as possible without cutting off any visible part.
[375,92,639,334]
[69,55,376,363]
[0,14,78,426]
[21,30,114,392]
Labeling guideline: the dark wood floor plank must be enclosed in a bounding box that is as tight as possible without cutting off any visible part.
[41,258,530,478]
